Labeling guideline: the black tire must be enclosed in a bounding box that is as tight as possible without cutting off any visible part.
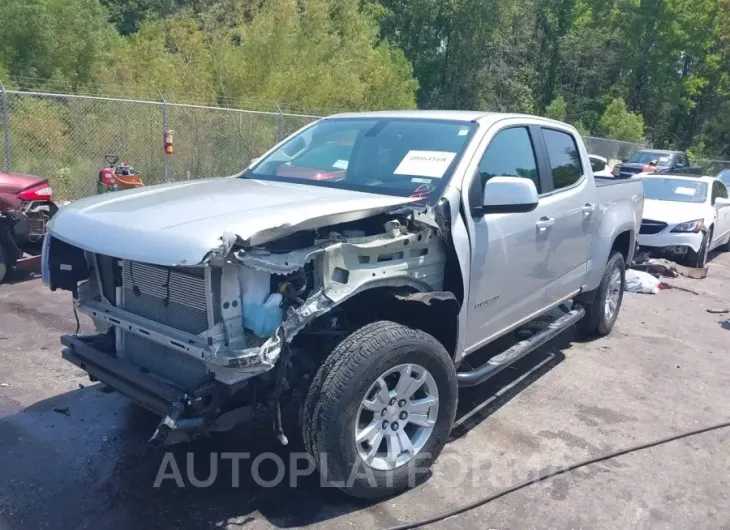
[302,321,457,499]
[685,228,711,268]
[579,251,625,337]
[0,222,17,285]
[0,241,8,284]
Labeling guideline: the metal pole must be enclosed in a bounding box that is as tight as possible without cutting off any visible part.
[275,101,284,143]
[159,89,168,183]
[0,80,11,172]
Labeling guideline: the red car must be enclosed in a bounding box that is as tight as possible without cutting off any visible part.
[0,170,57,283]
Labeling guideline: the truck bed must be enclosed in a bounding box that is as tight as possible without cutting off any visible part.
[595,176,633,187]
[595,176,644,241]
[595,175,643,199]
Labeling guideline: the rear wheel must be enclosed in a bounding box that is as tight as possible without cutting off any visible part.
[302,321,457,499]
[579,251,625,337]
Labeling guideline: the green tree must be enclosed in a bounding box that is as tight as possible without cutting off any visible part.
[546,95,567,121]
[97,0,417,111]
[598,98,646,142]
[0,0,116,87]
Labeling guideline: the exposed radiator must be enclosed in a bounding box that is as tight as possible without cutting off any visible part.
[120,260,210,388]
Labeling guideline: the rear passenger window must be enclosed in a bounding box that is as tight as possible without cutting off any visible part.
[470,127,539,209]
[542,129,583,190]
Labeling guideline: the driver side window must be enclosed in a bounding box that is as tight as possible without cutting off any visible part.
[469,127,539,209]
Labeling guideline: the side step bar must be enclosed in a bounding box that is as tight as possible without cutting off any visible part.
[457,306,585,387]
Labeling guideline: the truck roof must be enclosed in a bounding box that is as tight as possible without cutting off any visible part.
[635,149,682,155]
[327,110,570,127]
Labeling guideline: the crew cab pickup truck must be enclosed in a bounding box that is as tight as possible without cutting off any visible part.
[612,149,702,179]
[43,111,643,498]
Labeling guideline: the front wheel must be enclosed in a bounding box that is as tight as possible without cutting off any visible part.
[302,321,457,499]
[579,251,626,337]
[685,228,711,268]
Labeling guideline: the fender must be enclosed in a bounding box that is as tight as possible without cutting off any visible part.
[583,200,638,292]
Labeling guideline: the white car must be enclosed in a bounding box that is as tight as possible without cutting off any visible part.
[588,154,615,177]
[638,174,730,267]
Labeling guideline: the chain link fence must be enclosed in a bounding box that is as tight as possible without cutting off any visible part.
[583,135,730,176]
[583,136,651,165]
[4,87,724,201]
[694,158,730,175]
[0,88,317,200]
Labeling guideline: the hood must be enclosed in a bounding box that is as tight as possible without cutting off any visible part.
[49,177,417,266]
[642,199,710,225]
[0,171,47,195]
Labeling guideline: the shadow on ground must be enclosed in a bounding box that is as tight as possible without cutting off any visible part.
[0,330,573,530]
[2,266,41,286]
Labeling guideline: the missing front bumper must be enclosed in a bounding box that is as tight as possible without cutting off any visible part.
[61,334,253,445]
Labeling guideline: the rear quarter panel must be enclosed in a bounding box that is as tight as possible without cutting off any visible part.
[584,179,644,291]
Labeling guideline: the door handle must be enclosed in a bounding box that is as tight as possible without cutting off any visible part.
[536,217,555,231]
[582,203,596,215]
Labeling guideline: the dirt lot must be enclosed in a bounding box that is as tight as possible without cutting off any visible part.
[1,254,730,530]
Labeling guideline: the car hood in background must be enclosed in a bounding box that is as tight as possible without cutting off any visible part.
[49,177,416,266]
[642,199,711,225]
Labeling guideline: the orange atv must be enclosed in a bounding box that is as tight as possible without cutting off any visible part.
[97,154,144,194]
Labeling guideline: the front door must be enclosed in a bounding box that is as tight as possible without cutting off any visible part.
[711,180,730,245]
[464,126,551,352]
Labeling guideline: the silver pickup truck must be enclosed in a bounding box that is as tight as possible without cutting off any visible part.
[43,111,643,498]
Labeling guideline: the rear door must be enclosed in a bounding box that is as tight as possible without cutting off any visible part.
[535,128,598,303]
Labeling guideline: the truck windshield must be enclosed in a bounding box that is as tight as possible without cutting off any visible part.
[642,177,707,203]
[242,118,477,202]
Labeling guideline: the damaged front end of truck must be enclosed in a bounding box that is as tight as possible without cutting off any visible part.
[46,199,461,446]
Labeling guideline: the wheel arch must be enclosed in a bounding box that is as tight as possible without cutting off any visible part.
[324,281,461,358]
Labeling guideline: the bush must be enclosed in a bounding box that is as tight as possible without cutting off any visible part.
[545,96,567,122]
[598,99,646,142]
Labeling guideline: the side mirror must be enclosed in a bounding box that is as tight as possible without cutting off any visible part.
[714,197,730,206]
[590,159,606,172]
[249,156,261,167]
[479,176,539,215]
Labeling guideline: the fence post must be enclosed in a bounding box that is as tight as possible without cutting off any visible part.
[275,101,284,143]
[0,80,11,172]
[159,89,168,183]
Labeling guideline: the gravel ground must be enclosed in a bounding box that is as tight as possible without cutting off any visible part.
[1,253,729,530]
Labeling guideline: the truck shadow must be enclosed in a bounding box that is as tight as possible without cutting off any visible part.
[451,329,570,441]
[0,333,572,530]
[2,267,40,285]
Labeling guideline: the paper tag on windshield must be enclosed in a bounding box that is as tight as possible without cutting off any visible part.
[659,156,670,163]
[394,151,456,178]
[332,159,348,170]
[675,186,696,195]
[458,128,469,136]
